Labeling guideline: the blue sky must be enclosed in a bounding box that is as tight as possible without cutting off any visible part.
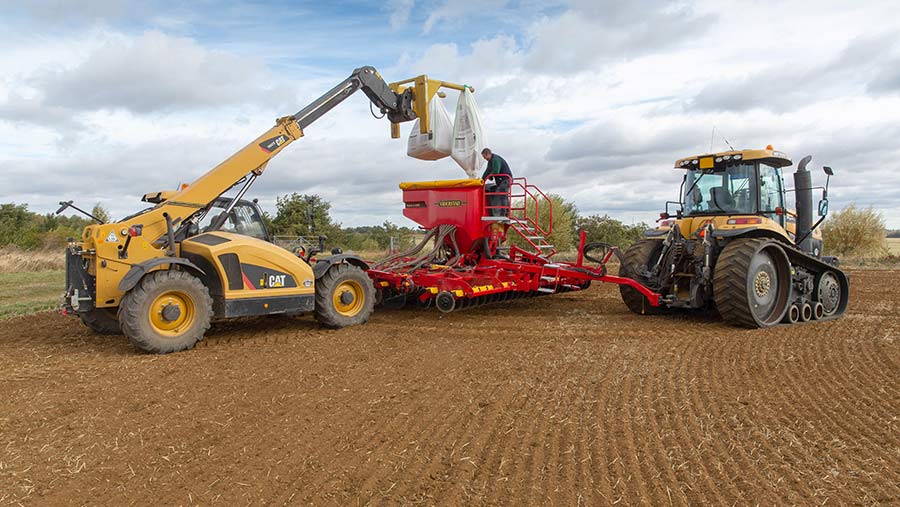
[1,0,899,229]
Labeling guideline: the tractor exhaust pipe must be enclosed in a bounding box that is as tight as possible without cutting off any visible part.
[794,155,814,253]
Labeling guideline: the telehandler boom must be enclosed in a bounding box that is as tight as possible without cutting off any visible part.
[61,66,468,353]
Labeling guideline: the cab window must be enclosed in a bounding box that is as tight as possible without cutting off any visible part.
[758,163,784,224]
[199,201,269,241]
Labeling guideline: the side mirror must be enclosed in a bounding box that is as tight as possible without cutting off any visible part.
[823,166,833,176]
[818,198,829,217]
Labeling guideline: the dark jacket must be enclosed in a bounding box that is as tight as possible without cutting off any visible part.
[481,154,512,186]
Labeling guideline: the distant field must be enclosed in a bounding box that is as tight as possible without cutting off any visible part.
[0,270,64,319]
[888,238,900,255]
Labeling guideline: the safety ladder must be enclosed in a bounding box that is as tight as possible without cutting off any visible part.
[482,176,557,256]
[537,263,561,293]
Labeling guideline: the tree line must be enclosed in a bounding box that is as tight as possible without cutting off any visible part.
[0,194,649,253]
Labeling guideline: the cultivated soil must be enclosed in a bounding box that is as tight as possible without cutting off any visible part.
[1,270,898,506]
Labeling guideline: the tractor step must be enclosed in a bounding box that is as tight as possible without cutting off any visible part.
[537,287,555,293]
[537,245,555,249]
[481,216,510,222]
[540,276,557,281]
[543,263,560,268]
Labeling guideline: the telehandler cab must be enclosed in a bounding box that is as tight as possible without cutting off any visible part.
[618,146,849,327]
[61,67,469,353]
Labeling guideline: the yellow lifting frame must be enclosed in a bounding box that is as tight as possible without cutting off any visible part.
[388,76,471,139]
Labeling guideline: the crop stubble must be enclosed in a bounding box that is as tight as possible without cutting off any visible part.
[0,270,898,505]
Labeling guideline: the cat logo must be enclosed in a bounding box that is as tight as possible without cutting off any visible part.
[261,274,287,288]
[437,200,464,208]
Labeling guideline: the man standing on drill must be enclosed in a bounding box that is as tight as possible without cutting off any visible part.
[481,148,512,217]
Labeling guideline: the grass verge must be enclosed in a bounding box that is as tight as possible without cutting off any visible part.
[0,270,65,319]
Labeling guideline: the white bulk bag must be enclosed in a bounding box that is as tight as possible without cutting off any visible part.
[450,87,486,178]
[407,96,453,160]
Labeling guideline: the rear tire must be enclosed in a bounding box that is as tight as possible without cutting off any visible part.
[79,308,122,335]
[618,239,667,315]
[314,263,375,328]
[713,238,791,328]
[118,270,212,354]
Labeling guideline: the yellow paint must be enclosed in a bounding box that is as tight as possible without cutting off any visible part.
[333,279,366,317]
[148,289,196,336]
[389,75,468,135]
[180,232,315,301]
[674,147,792,169]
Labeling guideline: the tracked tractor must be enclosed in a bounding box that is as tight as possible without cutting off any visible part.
[618,146,849,327]
[60,66,470,353]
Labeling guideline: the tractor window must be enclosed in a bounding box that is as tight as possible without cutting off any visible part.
[758,163,784,224]
[684,163,757,215]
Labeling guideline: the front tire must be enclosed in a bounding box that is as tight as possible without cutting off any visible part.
[713,238,791,327]
[618,239,667,315]
[78,308,122,335]
[314,263,375,328]
[118,270,212,354]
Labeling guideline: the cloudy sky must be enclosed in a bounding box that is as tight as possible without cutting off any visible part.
[1,0,898,228]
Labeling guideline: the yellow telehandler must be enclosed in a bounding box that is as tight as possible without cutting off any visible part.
[60,67,468,353]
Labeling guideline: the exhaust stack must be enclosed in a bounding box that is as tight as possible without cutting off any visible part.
[794,155,814,253]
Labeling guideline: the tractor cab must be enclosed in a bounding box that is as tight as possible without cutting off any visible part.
[658,147,800,242]
[677,148,791,219]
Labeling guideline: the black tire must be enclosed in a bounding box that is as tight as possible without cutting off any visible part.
[118,270,212,354]
[618,239,667,315]
[78,308,122,335]
[435,291,456,313]
[314,263,375,328]
[713,238,791,328]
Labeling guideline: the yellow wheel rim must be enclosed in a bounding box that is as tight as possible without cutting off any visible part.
[333,280,365,317]
[148,290,196,336]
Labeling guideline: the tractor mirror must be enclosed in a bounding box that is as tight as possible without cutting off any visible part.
[823,166,834,176]
[818,198,829,217]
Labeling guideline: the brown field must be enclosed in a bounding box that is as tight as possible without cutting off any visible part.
[1,269,898,505]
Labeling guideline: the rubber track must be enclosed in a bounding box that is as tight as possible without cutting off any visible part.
[618,239,664,315]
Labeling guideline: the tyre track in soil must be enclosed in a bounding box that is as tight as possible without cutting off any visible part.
[719,329,821,504]
[274,321,470,504]
[664,325,738,505]
[625,331,681,506]
[692,328,762,504]
[1,270,900,506]
[795,320,900,502]
[470,338,574,503]
[686,326,771,505]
